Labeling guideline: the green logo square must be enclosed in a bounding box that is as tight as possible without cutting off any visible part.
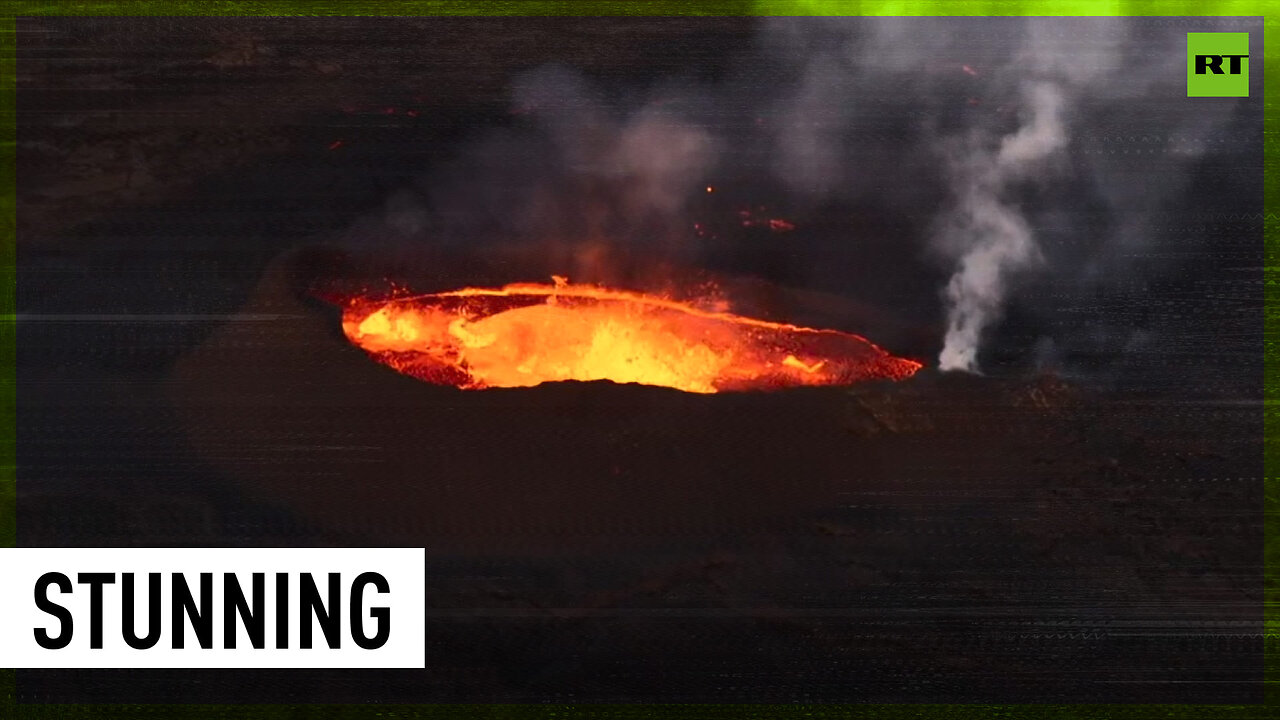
[1187,32,1249,97]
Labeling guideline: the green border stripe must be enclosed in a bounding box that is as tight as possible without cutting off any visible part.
[2,3,1274,718]
[1263,0,1280,709]
[0,0,1267,16]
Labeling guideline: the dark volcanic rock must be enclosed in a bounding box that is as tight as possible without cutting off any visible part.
[153,248,1265,703]
[170,250,1259,566]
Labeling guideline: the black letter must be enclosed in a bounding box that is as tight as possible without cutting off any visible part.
[1224,54,1248,74]
[34,572,73,649]
[122,573,161,650]
[224,573,265,649]
[300,573,341,649]
[77,573,116,649]
[1196,54,1224,74]
[350,572,390,650]
[171,573,214,649]
[275,573,289,649]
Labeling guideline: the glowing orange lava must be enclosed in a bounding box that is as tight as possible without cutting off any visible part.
[340,277,922,394]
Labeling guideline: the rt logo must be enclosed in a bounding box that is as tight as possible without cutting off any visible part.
[1187,32,1249,97]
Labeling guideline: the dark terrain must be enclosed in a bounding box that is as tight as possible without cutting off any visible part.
[14,17,1262,703]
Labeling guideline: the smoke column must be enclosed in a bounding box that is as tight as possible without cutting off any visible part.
[340,17,1256,383]
[936,81,1067,372]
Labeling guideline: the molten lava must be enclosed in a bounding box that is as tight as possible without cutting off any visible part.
[340,277,921,394]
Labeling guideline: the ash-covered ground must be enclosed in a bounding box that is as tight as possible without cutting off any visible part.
[15,17,1262,703]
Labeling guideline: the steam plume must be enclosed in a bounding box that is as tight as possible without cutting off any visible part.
[341,17,1256,383]
[937,81,1067,372]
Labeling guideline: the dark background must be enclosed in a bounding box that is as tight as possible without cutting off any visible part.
[14,17,1264,703]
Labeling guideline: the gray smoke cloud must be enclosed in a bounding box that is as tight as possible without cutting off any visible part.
[509,64,719,221]
[936,80,1066,371]
[343,16,1257,379]
[750,16,1254,374]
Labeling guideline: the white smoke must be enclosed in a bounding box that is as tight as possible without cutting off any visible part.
[749,17,1251,375]
[509,63,720,221]
[771,50,853,196]
[936,81,1067,372]
[340,17,1255,380]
